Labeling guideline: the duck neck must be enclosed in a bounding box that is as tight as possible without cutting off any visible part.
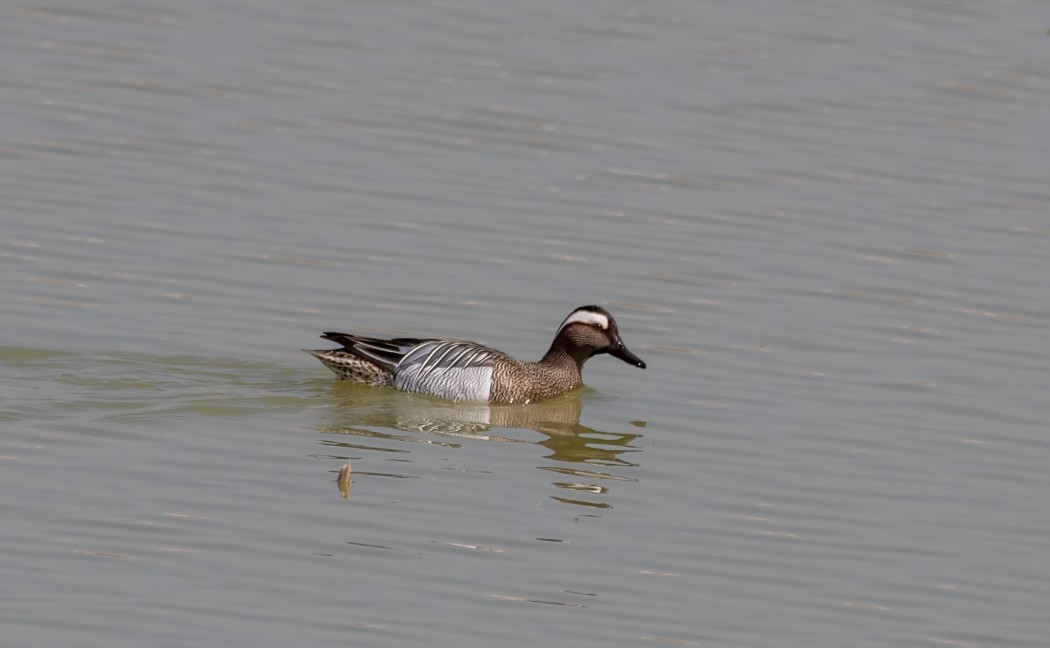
[541,338,589,375]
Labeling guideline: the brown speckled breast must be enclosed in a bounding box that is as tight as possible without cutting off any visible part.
[489,360,582,404]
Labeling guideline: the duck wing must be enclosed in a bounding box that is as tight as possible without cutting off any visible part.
[394,340,511,401]
[396,340,507,372]
[320,333,437,373]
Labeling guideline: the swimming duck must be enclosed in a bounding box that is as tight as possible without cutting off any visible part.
[307,305,646,403]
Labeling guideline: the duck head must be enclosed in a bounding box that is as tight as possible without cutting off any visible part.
[554,305,646,369]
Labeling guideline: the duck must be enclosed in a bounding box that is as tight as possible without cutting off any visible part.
[306,305,646,403]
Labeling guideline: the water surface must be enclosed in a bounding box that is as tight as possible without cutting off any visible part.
[3,1,1049,646]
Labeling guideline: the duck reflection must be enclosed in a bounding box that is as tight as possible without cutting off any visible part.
[316,383,642,507]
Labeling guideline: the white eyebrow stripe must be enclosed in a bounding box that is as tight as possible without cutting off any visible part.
[559,310,609,331]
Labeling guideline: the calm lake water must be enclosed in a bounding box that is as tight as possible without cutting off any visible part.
[3,1,1049,646]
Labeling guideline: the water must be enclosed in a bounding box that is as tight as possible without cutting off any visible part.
[3,1,1049,646]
